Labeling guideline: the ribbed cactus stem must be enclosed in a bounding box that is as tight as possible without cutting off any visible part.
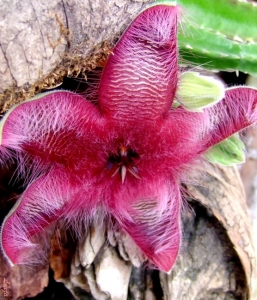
[157,0,257,75]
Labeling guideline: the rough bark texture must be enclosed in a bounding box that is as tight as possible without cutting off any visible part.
[0,1,256,300]
[240,128,257,298]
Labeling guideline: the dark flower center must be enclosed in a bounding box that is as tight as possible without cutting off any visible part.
[106,145,140,183]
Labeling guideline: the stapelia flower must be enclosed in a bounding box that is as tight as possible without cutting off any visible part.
[1,4,257,272]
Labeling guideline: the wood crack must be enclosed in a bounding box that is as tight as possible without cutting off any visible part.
[0,43,17,86]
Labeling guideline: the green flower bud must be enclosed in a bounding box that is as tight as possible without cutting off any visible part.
[205,134,245,166]
[175,71,225,112]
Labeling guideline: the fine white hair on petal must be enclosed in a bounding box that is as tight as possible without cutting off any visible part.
[98,5,179,121]
[1,169,79,265]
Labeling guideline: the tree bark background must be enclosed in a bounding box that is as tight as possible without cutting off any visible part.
[0,1,256,300]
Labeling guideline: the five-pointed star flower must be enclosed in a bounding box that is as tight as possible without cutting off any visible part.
[1,4,257,272]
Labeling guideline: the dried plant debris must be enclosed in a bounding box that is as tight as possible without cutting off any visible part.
[0,41,112,114]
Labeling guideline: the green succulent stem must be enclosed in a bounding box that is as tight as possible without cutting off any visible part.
[156,0,257,75]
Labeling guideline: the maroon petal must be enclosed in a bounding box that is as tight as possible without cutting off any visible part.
[161,107,210,169]
[0,91,103,175]
[0,170,75,265]
[204,87,257,149]
[98,5,179,122]
[113,178,181,272]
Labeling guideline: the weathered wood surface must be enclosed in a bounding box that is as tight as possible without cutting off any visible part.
[0,0,256,299]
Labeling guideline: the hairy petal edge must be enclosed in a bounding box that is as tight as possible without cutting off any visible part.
[113,178,181,272]
[0,170,76,265]
[203,87,257,149]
